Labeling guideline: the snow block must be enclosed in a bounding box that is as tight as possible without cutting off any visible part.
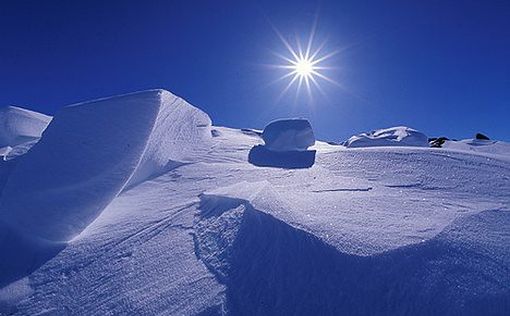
[345,126,429,148]
[262,119,315,152]
[248,145,316,168]
[0,89,211,242]
[249,119,316,168]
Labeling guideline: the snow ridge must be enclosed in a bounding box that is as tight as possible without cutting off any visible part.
[0,89,211,242]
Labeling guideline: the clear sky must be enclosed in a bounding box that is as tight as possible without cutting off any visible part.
[1,0,509,142]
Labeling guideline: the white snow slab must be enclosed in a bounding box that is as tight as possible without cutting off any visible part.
[345,126,429,148]
[0,89,211,242]
[262,118,315,151]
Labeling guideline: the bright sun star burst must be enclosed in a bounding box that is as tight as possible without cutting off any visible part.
[269,17,342,100]
[294,57,314,78]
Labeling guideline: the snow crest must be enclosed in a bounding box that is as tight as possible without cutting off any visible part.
[0,106,52,159]
[0,89,211,242]
[345,126,429,148]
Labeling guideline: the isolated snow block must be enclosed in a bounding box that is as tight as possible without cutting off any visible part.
[262,119,315,152]
[345,126,429,148]
[249,145,316,169]
[0,89,211,242]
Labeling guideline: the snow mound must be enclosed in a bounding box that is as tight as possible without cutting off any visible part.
[0,89,211,242]
[249,119,316,168]
[0,106,52,159]
[345,126,429,148]
[442,138,510,157]
[262,118,315,151]
[195,183,510,315]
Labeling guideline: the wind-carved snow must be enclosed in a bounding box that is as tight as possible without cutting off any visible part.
[0,105,52,160]
[345,126,429,148]
[0,91,509,315]
[0,89,211,242]
[194,181,510,315]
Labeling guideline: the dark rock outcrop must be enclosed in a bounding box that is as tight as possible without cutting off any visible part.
[475,133,490,140]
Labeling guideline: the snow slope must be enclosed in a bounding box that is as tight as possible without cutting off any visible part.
[0,91,509,315]
[442,138,510,158]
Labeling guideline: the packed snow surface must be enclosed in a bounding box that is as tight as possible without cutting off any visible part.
[345,126,429,148]
[0,90,509,315]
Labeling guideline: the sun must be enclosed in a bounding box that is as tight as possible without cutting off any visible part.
[268,17,341,100]
[294,57,314,78]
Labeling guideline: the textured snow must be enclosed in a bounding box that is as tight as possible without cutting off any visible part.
[0,91,509,315]
[345,126,429,148]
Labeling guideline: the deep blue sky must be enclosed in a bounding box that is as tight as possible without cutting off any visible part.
[1,0,509,141]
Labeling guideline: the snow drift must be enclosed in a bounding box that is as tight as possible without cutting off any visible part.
[195,182,510,315]
[0,89,211,242]
[0,106,52,159]
[345,126,429,148]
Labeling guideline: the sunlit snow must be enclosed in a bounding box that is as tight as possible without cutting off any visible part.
[0,89,508,315]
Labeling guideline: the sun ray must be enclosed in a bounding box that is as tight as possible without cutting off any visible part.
[277,73,301,103]
[305,12,319,60]
[272,26,300,61]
